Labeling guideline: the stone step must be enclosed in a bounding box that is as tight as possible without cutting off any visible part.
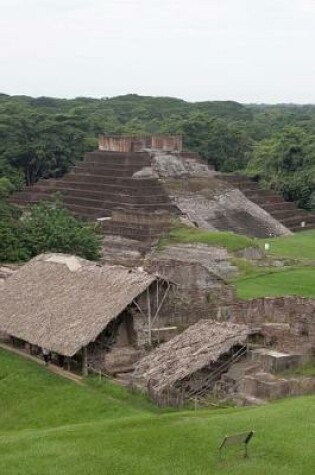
[221,174,315,234]
[222,175,252,184]
[62,174,160,186]
[52,188,172,205]
[271,209,308,220]
[261,201,297,212]
[9,191,53,204]
[62,195,175,211]
[247,194,284,204]
[46,180,163,193]
[70,165,143,178]
[84,151,150,166]
[102,222,170,242]
[65,203,105,218]
[82,160,149,170]
[280,214,315,226]
[291,223,315,232]
[234,183,261,192]
[65,189,170,204]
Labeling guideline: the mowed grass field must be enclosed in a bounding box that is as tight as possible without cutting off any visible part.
[0,349,314,475]
[234,267,315,300]
[233,230,315,299]
[259,229,315,261]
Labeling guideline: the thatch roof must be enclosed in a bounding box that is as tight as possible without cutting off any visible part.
[133,320,250,394]
[0,253,155,356]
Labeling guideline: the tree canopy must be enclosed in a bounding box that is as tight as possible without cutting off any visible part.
[0,92,314,210]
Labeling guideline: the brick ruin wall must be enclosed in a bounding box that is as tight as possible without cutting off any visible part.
[98,135,183,153]
[146,261,234,328]
[222,297,315,355]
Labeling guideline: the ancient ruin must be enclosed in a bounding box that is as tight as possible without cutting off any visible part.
[4,135,315,406]
[0,254,173,375]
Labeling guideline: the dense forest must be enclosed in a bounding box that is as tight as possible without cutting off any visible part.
[0,92,315,211]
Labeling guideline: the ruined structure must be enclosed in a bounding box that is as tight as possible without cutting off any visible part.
[133,320,252,404]
[223,297,315,355]
[0,254,173,375]
[9,134,304,244]
[98,135,183,153]
[5,135,315,405]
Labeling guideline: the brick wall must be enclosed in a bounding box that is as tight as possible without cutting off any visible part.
[98,135,183,152]
[222,297,315,354]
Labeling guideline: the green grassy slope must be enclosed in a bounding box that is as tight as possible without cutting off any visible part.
[0,350,314,475]
[234,267,315,300]
[231,230,315,299]
[259,229,315,261]
[159,228,257,252]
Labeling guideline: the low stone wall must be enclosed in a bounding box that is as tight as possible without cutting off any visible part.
[237,373,315,400]
[222,297,315,354]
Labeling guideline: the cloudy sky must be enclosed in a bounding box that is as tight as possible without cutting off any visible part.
[1,0,315,103]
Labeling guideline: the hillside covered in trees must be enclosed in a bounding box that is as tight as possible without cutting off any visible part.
[1,93,315,210]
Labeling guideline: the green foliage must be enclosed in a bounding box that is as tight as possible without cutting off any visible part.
[0,200,102,263]
[0,201,27,262]
[1,93,315,209]
[245,127,315,209]
[0,349,314,475]
[20,200,102,260]
[0,177,14,198]
[159,227,257,252]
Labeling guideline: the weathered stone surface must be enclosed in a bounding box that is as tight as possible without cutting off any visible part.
[151,153,213,178]
[237,372,315,400]
[236,247,265,260]
[250,348,309,373]
[153,243,238,280]
[222,296,315,354]
[173,188,290,238]
[132,167,159,179]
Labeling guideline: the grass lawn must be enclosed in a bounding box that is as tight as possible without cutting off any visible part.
[233,266,315,300]
[259,229,315,261]
[0,349,314,475]
[159,227,257,252]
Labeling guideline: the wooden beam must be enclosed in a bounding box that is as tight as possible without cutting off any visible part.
[147,287,152,346]
[152,282,171,326]
[82,346,88,376]
[132,299,147,320]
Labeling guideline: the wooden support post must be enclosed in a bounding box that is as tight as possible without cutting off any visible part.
[82,346,88,377]
[147,288,152,346]
[66,357,71,372]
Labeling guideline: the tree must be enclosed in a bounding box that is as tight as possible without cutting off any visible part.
[245,127,315,208]
[20,200,102,261]
[0,200,102,263]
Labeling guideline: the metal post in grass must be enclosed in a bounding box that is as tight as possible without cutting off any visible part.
[219,430,255,460]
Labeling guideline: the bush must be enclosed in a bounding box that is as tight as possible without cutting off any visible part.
[0,200,102,263]
[20,201,102,261]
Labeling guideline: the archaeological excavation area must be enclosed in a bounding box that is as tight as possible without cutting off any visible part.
[1,135,315,406]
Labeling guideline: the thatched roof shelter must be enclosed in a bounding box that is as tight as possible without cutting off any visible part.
[0,253,156,356]
[133,320,251,395]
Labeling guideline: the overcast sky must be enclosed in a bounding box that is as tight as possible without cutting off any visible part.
[1,0,315,103]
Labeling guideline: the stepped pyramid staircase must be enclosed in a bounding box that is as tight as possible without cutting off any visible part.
[10,151,180,243]
[221,175,315,232]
